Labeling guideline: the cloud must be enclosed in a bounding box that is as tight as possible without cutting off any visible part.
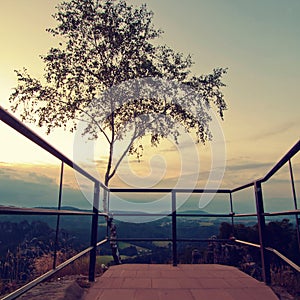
[0,164,56,185]
[0,175,91,209]
[225,162,273,172]
[0,163,95,209]
[28,172,56,185]
[249,121,297,141]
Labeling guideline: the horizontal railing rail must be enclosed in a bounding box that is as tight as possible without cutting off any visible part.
[235,239,300,273]
[0,106,107,190]
[110,139,300,285]
[262,140,300,182]
[0,206,109,216]
[1,239,109,300]
[111,212,233,217]
[230,182,255,193]
[110,188,232,193]
[116,237,230,243]
[233,213,258,217]
[263,209,300,217]
[0,106,110,299]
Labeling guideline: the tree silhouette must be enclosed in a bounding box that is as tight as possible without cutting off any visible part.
[9,0,227,199]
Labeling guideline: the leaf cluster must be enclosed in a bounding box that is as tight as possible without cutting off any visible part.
[9,0,227,184]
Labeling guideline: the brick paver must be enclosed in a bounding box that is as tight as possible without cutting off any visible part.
[84,264,278,300]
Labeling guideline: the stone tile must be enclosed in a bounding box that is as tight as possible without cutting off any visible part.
[136,270,161,278]
[198,278,232,289]
[160,270,185,278]
[110,271,125,277]
[84,288,103,300]
[122,270,137,277]
[152,278,180,289]
[132,264,151,270]
[92,277,113,288]
[134,289,160,300]
[150,264,174,269]
[97,289,136,300]
[158,289,194,300]
[226,289,257,300]
[110,277,126,288]
[191,289,234,300]
[122,278,151,289]
[185,270,216,278]
[225,277,263,288]
[245,287,279,300]
[212,270,243,278]
[177,278,200,289]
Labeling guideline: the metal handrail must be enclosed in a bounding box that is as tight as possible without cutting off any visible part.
[0,206,92,216]
[0,106,110,299]
[265,247,300,272]
[110,188,231,193]
[231,182,254,193]
[0,106,107,190]
[262,140,300,182]
[233,213,258,217]
[263,210,300,217]
[0,206,110,217]
[1,239,108,300]
[111,212,233,217]
[116,238,230,243]
[235,239,300,272]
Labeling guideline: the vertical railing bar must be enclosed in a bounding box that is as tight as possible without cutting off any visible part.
[171,190,177,266]
[229,192,235,234]
[254,181,271,285]
[289,159,300,253]
[89,182,100,282]
[103,189,108,213]
[106,189,110,238]
[107,189,110,213]
[53,161,64,269]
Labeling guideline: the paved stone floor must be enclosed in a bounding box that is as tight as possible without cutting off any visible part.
[84,264,278,300]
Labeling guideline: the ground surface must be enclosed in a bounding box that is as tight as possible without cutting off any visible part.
[17,276,87,300]
[11,265,295,300]
[84,264,279,300]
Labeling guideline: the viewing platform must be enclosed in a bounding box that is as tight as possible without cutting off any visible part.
[84,264,278,300]
[1,108,299,299]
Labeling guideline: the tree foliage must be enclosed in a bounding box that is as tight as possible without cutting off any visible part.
[9,0,227,186]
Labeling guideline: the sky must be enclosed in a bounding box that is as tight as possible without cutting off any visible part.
[0,0,299,213]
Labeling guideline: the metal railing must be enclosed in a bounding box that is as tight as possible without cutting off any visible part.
[110,140,299,285]
[235,239,300,272]
[0,106,110,299]
[0,105,299,299]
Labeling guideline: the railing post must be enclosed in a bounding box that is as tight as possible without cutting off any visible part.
[172,190,177,266]
[229,192,235,234]
[254,181,271,285]
[89,182,100,282]
[53,161,64,269]
[289,159,300,253]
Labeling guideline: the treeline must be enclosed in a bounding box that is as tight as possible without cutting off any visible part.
[218,219,299,265]
[1,218,299,296]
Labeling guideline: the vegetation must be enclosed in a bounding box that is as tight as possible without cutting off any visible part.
[0,220,82,295]
[218,219,299,265]
[218,220,300,298]
[1,217,299,297]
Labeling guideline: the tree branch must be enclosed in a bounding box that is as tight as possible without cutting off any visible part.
[51,97,111,144]
[108,126,139,182]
